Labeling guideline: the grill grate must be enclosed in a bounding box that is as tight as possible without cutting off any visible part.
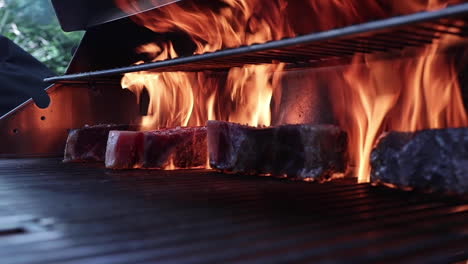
[45,3,468,83]
[0,158,466,264]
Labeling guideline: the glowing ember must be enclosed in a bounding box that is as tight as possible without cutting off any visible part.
[116,0,468,179]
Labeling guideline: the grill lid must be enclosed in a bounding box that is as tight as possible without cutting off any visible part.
[51,0,183,31]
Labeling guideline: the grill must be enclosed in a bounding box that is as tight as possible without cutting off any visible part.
[0,158,467,264]
[1,1,468,263]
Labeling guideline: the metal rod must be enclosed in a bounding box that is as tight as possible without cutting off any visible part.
[44,3,468,83]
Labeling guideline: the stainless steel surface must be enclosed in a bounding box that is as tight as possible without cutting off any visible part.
[0,83,139,157]
[51,0,184,31]
[0,66,333,157]
[45,3,468,82]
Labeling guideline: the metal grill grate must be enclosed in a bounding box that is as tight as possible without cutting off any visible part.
[45,3,468,83]
[0,158,466,264]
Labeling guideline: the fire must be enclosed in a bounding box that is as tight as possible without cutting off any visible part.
[116,0,294,131]
[329,1,468,182]
[116,0,468,179]
[336,56,400,182]
[301,0,468,182]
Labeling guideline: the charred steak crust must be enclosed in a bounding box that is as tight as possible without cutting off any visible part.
[64,124,132,163]
[207,121,348,180]
[371,128,468,194]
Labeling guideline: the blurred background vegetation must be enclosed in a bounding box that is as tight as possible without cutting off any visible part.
[0,0,84,74]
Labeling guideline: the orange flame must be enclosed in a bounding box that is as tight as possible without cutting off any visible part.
[116,0,468,179]
[328,1,468,182]
[116,0,294,130]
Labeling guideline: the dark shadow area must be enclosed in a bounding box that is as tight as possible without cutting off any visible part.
[0,35,53,115]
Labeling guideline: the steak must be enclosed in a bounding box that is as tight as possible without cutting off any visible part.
[105,131,144,169]
[207,121,348,180]
[64,124,133,163]
[371,128,468,194]
[105,127,208,169]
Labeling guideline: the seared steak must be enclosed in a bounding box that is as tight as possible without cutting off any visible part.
[207,121,348,180]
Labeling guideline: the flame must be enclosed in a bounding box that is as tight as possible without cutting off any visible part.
[328,1,468,182]
[166,157,176,170]
[116,0,294,130]
[116,0,468,179]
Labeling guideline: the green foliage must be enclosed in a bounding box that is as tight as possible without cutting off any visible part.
[0,0,84,74]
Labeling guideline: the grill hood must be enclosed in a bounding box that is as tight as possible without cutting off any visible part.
[51,0,183,31]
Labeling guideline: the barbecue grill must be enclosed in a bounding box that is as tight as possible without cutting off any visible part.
[0,0,467,263]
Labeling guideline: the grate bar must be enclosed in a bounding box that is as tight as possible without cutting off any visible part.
[0,159,466,263]
[44,3,468,83]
